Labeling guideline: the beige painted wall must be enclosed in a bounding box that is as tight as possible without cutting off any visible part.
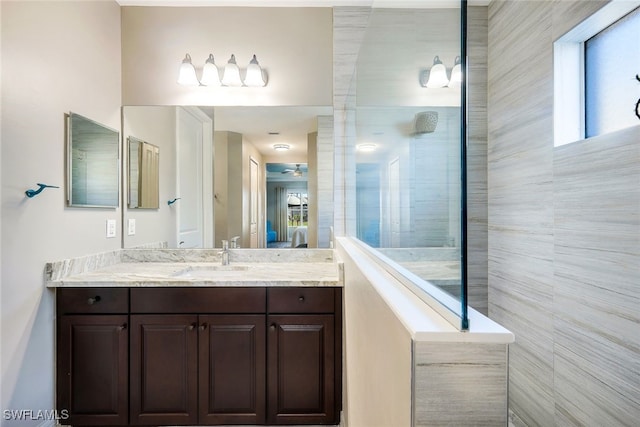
[1,0,121,417]
[121,6,333,107]
[337,240,413,427]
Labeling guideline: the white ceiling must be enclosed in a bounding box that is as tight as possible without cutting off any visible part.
[211,106,332,157]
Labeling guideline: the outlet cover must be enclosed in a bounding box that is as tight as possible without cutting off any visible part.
[127,218,136,236]
[106,219,117,238]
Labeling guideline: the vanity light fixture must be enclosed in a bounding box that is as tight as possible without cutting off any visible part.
[424,56,449,88]
[177,54,199,86]
[177,53,268,87]
[200,54,221,86]
[243,55,267,87]
[273,144,290,151]
[447,56,462,88]
[420,55,462,88]
[221,54,243,87]
[356,143,377,152]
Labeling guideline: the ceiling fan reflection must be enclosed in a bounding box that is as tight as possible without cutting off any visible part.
[281,164,303,177]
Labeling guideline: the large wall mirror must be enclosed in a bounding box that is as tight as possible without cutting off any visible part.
[121,105,332,250]
[66,112,119,208]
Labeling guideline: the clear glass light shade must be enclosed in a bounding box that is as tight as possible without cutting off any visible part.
[425,56,449,88]
[200,54,221,86]
[221,54,243,87]
[177,54,199,86]
[243,55,266,87]
[447,56,462,88]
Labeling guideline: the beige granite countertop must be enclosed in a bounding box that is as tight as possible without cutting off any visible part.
[46,248,342,288]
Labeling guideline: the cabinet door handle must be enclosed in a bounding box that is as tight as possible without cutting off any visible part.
[118,323,127,331]
[87,296,101,305]
[199,323,207,331]
[189,323,197,330]
[270,323,277,331]
[298,296,305,302]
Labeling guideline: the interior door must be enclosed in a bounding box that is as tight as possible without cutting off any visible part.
[249,157,259,248]
[176,107,213,248]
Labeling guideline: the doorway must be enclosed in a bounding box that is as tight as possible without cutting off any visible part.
[266,163,308,248]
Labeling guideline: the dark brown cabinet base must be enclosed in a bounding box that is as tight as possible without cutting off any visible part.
[56,286,341,426]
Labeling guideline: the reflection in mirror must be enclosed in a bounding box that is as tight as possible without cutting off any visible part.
[266,163,308,249]
[66,112,119,208]
[348,5,465,324]
[122,106,332,250]
[128,137,160,209]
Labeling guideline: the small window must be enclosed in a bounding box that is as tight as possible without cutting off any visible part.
[554,1,640,147]
[584,7,640,138]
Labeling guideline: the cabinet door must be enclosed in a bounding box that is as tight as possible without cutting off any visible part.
[267,314,335,425]
[130,315,198,425]
[57,315,128,426]
[199,315,266,425]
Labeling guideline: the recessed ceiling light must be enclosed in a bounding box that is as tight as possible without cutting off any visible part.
[273,144,290,151]
[356,143,377,152]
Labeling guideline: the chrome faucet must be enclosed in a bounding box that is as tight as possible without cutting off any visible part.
[220,240,229,265]
[230,236,240,248]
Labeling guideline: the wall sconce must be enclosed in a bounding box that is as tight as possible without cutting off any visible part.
[177,53,268,87]
[419,55,461,88]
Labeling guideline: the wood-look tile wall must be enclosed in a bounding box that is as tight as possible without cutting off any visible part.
[413,342,508,426]
[488,1,640,425]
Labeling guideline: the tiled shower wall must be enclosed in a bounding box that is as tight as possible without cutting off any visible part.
[487,1,640,425]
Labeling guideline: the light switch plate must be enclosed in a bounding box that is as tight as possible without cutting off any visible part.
[106,219,117,238]
[127,218,136,236]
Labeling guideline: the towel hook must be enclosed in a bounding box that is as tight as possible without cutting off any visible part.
[168,197,181,206]
[25,183,59,198]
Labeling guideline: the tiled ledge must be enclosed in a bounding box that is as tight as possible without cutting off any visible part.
[336,237,513,343]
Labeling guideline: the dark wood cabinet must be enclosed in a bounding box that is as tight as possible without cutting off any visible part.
[199,314,266,424]
[267,315,335,425]
[56,286,341,426]
[56,287,129,426]
[129,314,199,425]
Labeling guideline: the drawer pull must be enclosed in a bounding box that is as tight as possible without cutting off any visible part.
[189,323,197,330]
[199,323,208,331]
[87,296,101,305]
[298,296,305,302]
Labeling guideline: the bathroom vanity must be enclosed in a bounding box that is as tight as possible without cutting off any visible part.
[48,249,343,426]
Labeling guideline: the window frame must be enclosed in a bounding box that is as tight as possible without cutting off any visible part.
[554,1,640,147]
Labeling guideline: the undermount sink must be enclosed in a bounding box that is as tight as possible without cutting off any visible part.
[173,265,250,278]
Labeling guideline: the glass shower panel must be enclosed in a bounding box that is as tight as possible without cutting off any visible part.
[349,3,468,328]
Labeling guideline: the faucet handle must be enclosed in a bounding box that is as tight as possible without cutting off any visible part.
[230,236,240,248]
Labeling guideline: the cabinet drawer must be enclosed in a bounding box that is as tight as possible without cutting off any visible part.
[268,288,335,314]
[57,287,129,314]
[130,287,266,313]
